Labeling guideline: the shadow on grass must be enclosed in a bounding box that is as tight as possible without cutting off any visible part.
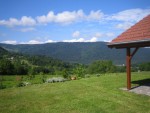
[131,78,150,87]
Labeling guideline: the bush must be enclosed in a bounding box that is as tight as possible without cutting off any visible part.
[73,64,85,78]
[41,73,47,83]
[17,81,31,87]
[84,74,90,78]
[0,84,6,89]
[87,60,116,74]
[95,74,101,77]
[139,62,150,71]
[17,82,24,87]
[62,69,69,78]
[0,76,6,89]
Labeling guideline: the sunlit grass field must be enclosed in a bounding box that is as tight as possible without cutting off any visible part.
[0,72,150,113]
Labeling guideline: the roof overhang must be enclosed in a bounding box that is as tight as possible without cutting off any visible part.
[107,39,150,49]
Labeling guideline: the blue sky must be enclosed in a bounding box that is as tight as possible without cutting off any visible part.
[0,0,150,44]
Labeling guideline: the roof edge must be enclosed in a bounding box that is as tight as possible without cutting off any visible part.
[107,38,150,48]
[108,38,150,46]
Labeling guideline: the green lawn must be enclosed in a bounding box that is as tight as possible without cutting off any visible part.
[0,72,150,113]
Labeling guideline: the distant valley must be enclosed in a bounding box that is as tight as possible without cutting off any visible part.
[0,42,150,64]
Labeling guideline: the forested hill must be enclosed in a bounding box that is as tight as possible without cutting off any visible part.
[0,46,8,56]
[0,47,7,54]
[0,47,74,75]
[0,42,150,64]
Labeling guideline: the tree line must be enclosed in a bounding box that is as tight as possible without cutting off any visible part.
[0,46,150,76]
[0,53,149,76]
[0,54,73,75]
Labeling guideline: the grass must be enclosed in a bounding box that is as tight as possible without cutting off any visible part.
[0,74,53,88]
[0,72,150,113]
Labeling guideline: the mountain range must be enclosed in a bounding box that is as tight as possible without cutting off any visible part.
[0,42,150,65]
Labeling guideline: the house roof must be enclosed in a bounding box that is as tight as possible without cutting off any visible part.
[108,15,150,48]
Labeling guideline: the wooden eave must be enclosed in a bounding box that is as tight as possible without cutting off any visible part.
[107,39,150,49]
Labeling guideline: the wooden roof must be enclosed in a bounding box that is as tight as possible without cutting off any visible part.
[108,15,150,48]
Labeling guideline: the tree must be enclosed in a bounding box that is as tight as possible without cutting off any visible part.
[116,66,126,72]
[0,59,14,75]
[62,69,69,78]
[14,61,28,75]
[139,62,150,71]
[73,64,85,78]
[87,60,116,74]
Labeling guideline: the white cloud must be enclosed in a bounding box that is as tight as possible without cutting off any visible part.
[25,40,43,44]
[20,39,57,44]
[115,22,133,30]
[88,37,97,42]
[87,10,104,21]
[1,40,17,44]
[1,36,102,44]
[106,32,115,37]
[55,11,80,24]
[105,8,150,30]
[63,38,85,42]
[63,37,98,42]
[1,38,98,44]
[45,40,56,43]
[36,10,104,25]
[72,31,80,38]
[36,11,55,24]
[0,16,36,27]
[1,40,44,45]
[108,8,150,22]
[19,27,36,32]
[95,32,103,38]
[0,8,149,27]
[37,10,85,25]
[21,16,36,26]
[36,8,150,26]
[103,40,111,42]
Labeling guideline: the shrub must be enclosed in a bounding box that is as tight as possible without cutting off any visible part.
[0,75,6,89]
[0,83,6,89]
[87,60,116,74]
[62,69,69,78]
[40,73,47,83]
[73,64,85,78]
[17,81,31,87]
[27,74,34,80]
[23,82,31,86]
[84,74,90,78]
[96,74,101,77]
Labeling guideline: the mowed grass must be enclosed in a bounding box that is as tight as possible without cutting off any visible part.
[0,72,150,113]
[1,75,47,88]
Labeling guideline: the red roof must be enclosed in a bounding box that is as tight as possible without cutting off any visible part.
[108,15,150,48]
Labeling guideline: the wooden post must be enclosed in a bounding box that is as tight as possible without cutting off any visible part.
[126,48,131,90]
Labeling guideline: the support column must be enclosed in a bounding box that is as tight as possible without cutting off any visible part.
[126,48,131,90]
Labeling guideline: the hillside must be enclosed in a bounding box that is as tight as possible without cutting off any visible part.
[0,47,8,56]
[0,42,150,64]
[0,47,73,75]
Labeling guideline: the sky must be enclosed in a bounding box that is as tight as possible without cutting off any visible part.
[0,0,150,44]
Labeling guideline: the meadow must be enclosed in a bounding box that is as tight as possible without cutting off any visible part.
[0,72,150,113]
